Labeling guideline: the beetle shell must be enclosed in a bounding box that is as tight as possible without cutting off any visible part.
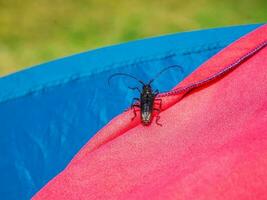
[140,85,155,125]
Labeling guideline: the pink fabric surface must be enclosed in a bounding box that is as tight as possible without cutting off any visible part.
[33,24,267,200]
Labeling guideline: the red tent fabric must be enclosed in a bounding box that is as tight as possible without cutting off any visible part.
[33,24,267,200]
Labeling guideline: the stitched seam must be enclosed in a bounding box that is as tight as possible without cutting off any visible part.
[158,40,267,97]
[0,42,227,104]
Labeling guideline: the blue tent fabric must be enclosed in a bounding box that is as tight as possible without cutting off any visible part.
[0,24,261,199]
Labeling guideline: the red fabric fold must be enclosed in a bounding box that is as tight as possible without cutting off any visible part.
[33,24,267,200]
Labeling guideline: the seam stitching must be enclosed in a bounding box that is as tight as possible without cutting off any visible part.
[0,43,227,104]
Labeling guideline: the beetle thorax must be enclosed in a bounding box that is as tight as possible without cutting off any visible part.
[142,85,152,95]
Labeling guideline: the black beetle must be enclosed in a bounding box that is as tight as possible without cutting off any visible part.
[108,65,182,126]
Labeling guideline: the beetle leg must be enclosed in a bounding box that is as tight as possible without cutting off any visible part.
[154,98,163,126]
[131,104,140,121]
[154,89,159,96]
[131,97,140,121]
[124,98,139,112]
[156,116,162,126]
[131,98,140,107]
[153,108,162,126]
[154,98,162,110]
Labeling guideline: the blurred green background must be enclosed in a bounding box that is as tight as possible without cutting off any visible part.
[0,0,266,76]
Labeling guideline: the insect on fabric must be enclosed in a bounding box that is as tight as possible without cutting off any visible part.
[108,65,183,126]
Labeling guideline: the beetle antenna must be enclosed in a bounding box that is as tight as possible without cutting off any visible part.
[108,73,145,86]
[148,65,183,85]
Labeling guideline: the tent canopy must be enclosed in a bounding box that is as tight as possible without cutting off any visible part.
[0,24,262,199]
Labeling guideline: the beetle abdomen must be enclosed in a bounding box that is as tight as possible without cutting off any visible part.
[141,104,152,125]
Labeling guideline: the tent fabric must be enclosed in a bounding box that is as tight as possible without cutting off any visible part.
[0,24,262,200]
[33,24,267,199]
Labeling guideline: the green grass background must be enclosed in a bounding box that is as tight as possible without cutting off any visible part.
[0,0,266,76]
